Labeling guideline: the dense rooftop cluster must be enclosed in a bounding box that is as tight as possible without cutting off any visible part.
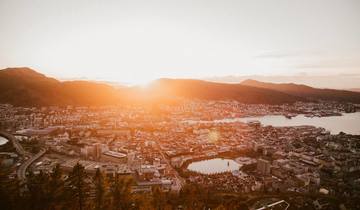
[0,100,359,209]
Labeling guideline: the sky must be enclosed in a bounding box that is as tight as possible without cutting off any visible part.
[0,0,360,85]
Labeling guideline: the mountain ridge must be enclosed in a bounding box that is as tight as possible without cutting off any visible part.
[1,67,360,106]
[241,79,360,103]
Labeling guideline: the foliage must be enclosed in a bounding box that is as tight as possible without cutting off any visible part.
[0,163,248,210]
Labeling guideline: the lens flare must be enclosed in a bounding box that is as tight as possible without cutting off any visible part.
[208,130,220,143]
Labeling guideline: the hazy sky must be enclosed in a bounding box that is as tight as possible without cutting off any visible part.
[1,0,360,85]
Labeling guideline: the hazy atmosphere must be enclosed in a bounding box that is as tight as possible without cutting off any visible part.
[1,0,360,86]
[2,1,360,210]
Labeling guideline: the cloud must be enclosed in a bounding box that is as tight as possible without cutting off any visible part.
[254,49,360,71]
[254,50,323,59]
[295,58,360,69]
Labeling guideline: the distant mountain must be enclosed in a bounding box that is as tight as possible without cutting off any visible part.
[0,67,122,106]
[0,68,306,106]
[204,74,360,89]
[348,88,360,93]
[147,78,304,104]
[241,79,360,103]
[2,67,359,107]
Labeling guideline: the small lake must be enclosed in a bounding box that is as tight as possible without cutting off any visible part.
[187,158,240,174]
[185,112,360,135]
[0,136,9,146]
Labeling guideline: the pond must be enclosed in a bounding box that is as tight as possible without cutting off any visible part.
[187,158,241,174]
[0,136,9,146]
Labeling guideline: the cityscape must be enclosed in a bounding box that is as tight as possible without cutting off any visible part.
[1,0,360,209]
[1,93,360,209]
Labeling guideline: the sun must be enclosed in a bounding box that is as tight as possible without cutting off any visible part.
[125,77,153,88]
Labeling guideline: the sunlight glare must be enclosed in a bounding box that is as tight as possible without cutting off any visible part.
[208,130,220,144]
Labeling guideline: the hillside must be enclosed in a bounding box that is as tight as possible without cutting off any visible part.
[0,67,122,106]
[0,68,308,106]
[241,79,360,103]
[147,78,304,104]
[0,68,63,106]
[348,88,360,93]
[6,67,360,106]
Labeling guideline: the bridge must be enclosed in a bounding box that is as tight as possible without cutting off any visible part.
[0,131,46,180]
[17,148,47,180]
[0,131,28,156]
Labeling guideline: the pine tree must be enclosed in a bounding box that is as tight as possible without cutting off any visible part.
[48,164,65,210]
[179,184,206,210]
[109,174,133,210]
[92,168,108,210]
[133,193,155,210]
[26,170,51,210]
[65,163,90,210]
[152,186,166,210]
[0,163,15,210]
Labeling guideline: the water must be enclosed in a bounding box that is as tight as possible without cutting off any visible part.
[185,112,360,135]
[187,158,240,174]
[0,136,9,146]
[238,112,360,135]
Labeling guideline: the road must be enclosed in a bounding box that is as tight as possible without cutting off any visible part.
[0,130,46,180]
[0,152,18,156]
[155,142,185,191]
[255,200,290,210]
[0,131,28,156]
[17,148,47,180]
